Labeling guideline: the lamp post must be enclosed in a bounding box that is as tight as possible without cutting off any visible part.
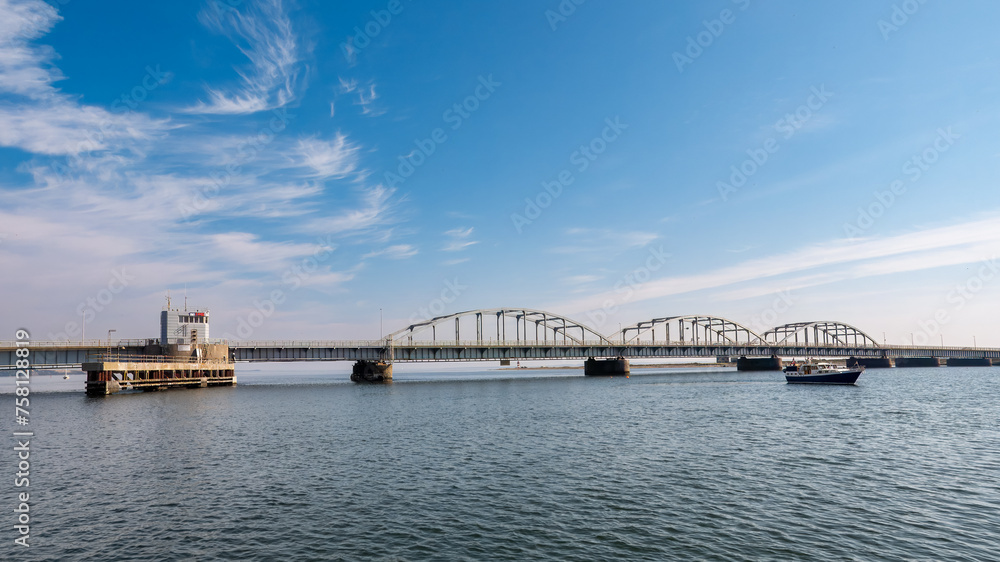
[107,329,117,357]
[380,308,383,341]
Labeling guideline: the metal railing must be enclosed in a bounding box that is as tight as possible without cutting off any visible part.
[0,338,232,348]
[225,339,1000,350]
[84,352,232,364]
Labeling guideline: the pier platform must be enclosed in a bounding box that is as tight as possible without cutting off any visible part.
[83,354,235,396]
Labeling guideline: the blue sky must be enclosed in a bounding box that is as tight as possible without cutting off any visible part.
[1,0,999,347]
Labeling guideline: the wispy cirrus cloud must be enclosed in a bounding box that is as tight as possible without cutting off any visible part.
[0,0,410,339]
[363,244,418,260]
[186,0,303,114]
[305,185,398,235]
[442,227,479,252]
[552,215,1000,315]
[334,76,383,116]
[338,76,357,94]
[0,0,167,155]
[295,134,360,179]
[356,83,384,116]
[0,0,61,98]
[550,228,659,255]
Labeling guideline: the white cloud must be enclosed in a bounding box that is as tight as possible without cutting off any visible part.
[442,226,479,252]
[564,274,603,285]
[363,244,418,260]
[552,215,1000,314]
[551,229,658,255]
[295,134,359,179]
[0,0,166,155]
[185,0,302,114]
[0,103,166,155]
[338,76,357,93]
[0,0,61,97]
[305,185,396,235]
[205,232,320,269]
[356,83,384,116]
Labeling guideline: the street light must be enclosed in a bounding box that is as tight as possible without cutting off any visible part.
[107,329,117,356]
[380,308,383,341]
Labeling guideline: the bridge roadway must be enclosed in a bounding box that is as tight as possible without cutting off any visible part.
[2,339,998,370]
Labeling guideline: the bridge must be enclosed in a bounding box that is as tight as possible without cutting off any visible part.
[2,309,997,372]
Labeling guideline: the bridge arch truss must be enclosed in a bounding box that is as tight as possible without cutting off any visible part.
[613,315,764,345]
[386,308,613,345]
[760,321,881,348]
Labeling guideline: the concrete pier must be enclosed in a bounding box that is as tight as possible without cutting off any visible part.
[736,355,782,371]
[584,357,630,376]
[351,360,393,383]
[850,356,893,368]
[894,357,940,368]
[83,356,235,396]
[945,357,992,367]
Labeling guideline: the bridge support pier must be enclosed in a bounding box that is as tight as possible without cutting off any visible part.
[584,357,629,376]
[894,357,940,368]
[736,355,782,371]
[946,358,992,367]
[351,360,393,383]
[849,357,893,368]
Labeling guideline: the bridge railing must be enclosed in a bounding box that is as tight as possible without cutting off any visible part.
[228,339,913,349]
[231,339,634,348]
[84,352,233,364]
[4,338,995,352]
[0,339,157,348]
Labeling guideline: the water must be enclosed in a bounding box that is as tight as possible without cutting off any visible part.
[4,366,1000,561]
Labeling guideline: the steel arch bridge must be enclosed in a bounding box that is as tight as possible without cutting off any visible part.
[387,308,614,345]
[760,321,881,348]
[612,315,764,345]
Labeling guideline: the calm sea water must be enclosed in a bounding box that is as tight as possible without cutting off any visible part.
[4,366,1000,561]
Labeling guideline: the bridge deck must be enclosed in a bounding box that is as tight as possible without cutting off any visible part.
[1,340,997,370]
